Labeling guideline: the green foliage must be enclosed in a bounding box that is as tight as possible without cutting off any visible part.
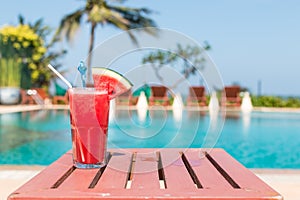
[0,24,45,88]
[251,96,300,108]
[142,43,210,86]
[20,16,67,88]
[0,58,21,87]
[142,44,210,78]
[0,16,66,89]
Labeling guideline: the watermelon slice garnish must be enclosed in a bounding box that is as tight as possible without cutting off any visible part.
[92,67,133,99]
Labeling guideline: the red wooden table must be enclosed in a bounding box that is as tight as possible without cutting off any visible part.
[8,148,282,200]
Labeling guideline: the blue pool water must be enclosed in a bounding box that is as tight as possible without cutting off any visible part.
[0,109,300,168]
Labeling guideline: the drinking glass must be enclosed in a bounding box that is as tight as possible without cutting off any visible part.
[68,87,110,168]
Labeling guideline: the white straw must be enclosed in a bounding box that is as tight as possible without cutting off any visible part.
[47,64,73,89]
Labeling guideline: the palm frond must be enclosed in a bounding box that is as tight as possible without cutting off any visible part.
[18,15,25,25]
[126,30,138,46]
[106,4,158,44]
[31,19,52,40]
[108,5,157,30]
[55,9,84,42]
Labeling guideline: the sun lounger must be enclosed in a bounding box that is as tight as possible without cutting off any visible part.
[20,88,49,105]
[20,89,35,104]
[186,86,207,106]
[221,86,242,107]
[52,92,69,104]
[149,86,170,106]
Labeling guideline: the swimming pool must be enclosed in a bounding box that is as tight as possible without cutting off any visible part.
[0,109,299,168]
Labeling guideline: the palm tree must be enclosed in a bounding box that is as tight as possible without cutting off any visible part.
[56,0,157,84]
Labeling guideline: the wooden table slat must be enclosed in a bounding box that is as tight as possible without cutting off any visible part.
[10,152,73,194]
[57,167,99,190]
[94,151,132,190]
[159,149,198,191]
[184,149,235,190]
[208,149,282,198]
[130,151,161,189]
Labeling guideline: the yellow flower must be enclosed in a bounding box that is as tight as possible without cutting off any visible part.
[18,36,24,42]
[29,63,37,70]
[1,24,47,62]
[31,70,39,80]
[22,41,30,48]
[32,54,42,61]
[13,42,21,49]
[37,46,46,54]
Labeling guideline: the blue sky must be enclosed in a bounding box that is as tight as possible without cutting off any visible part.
[1,0,300,96]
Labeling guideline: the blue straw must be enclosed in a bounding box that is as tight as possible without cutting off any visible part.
[77,61,87,87]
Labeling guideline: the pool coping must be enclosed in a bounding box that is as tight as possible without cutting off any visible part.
[0,104,69,114]
[0,165,46,170]
[2,104,300,114]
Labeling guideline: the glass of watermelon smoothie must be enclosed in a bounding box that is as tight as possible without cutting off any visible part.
[68,87,110,169]
[68,67,132,169]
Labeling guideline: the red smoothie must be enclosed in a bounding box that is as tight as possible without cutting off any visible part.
[68,88,109,168]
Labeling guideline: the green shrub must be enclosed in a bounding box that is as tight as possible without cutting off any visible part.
[0,24,46,88]
[251,96,300,108]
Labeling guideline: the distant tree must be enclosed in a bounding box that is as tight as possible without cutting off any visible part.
[142,42,211,88]
[56,0,158,84]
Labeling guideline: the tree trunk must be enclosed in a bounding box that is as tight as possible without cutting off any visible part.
[86,23,96,85]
